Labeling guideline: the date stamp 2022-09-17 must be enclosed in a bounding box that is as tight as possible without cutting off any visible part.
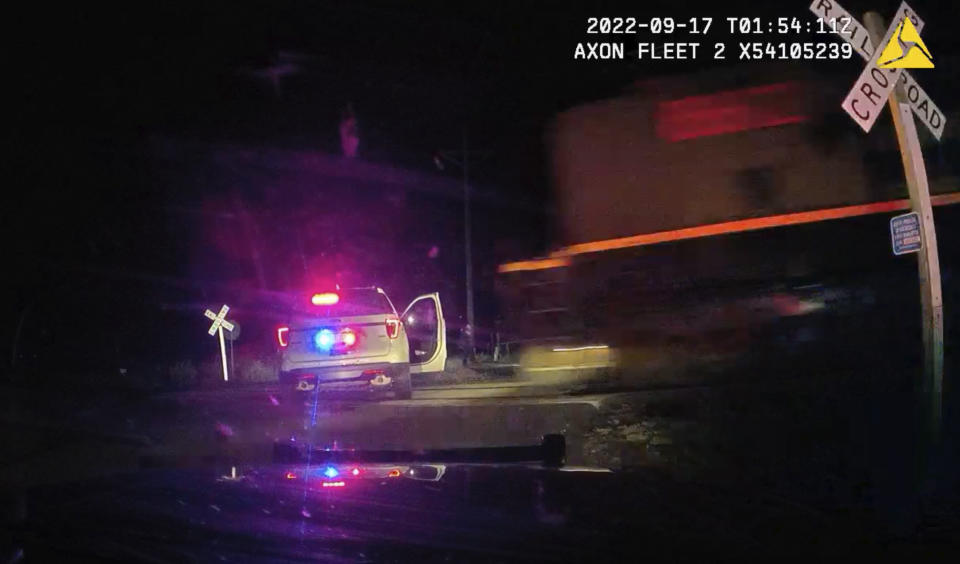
[573,16,855,62]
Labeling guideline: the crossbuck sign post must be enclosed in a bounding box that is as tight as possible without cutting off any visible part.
[205,305,236,382]
[810,1,944,443]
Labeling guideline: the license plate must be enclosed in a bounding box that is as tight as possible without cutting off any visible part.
[369,374,392,387]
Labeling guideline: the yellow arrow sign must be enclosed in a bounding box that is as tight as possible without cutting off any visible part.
[878,16,933,68]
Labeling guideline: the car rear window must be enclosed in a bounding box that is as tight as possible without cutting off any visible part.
[304,289,395,317]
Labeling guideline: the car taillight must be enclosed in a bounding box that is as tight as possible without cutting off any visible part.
[277,327,290,348]
[385,317,400,339]
[339,328,357,347]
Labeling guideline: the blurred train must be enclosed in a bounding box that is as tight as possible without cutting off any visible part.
[496,68,959,383]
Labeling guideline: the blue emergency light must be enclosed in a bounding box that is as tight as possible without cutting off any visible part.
[314,329,335,350]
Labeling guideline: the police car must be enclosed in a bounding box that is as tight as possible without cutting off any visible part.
[277,287,447,399]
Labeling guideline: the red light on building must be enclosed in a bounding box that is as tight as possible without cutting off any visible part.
[656,82,808,142]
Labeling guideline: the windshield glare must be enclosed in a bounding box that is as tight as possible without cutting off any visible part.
[7,0,959,560]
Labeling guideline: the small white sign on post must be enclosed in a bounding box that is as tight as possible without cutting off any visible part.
[204,305,236,382]
[840,2,923,133]
[890,211,922,255]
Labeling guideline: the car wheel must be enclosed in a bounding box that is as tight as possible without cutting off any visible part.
[394,368,412,400]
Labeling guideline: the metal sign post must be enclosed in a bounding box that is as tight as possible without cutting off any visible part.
[204,305,236,382]
[861,9,944,443]
[853,5,943,442]
[812,0,945,442]
[889,99,944,440]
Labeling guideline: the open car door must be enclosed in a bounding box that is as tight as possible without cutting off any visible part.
[401,292,447,374]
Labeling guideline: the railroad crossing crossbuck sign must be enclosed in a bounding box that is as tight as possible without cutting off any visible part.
[204,305,236,381]
[809,1,944,440]
[810,0,945,139]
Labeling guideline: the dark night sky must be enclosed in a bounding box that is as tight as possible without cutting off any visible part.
[5,0,958,371]
[9,0,958,277]
[15,1,958,182]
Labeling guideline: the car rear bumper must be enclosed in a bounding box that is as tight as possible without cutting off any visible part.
[282,363,408,392]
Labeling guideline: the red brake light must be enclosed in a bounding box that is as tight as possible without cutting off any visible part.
[311,292,340,306]
[277,327,290,348]
[387,469,401,478]
[340,328,357,347]
[385,317,400,339]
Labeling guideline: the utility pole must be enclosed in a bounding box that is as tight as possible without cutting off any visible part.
[462,129,475,359]
[435,130,489,361]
